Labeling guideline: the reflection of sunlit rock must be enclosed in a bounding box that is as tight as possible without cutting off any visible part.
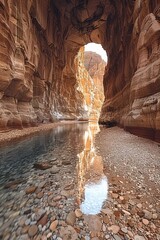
[80,176,108,215]
[77,122,108,215]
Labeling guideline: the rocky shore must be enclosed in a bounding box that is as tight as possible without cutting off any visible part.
[0,124,159,239]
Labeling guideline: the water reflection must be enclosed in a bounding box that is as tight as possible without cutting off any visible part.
[78,122,108,215]
[0,123,88,186]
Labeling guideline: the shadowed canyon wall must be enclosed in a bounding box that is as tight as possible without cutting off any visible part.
[0,0,160,141]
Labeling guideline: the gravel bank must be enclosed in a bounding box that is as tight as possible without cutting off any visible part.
[96,126,160,204]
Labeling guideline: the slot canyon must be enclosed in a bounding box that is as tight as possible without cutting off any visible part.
[0,1,160,240]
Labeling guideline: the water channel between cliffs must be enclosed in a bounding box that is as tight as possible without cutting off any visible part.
[0,122,109,239]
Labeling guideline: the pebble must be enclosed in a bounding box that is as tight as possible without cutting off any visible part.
[50,220,58,231]
[25,186,37,194]
[108,225,120,234]
[134,235,146,240]
[50,166,60,174]
[75,209,82,218]
[105,235,110,239]
[112,193,119,199]
[103,215,109,224]
[47,232,52,238]
[142,218,149,225]
[137,203,142,209]
[28,225,38,237]
[19,234,29,240]
[25,219,31,225]
[66,211,76,226]
[101,208,113,215]
[121,227,128,233]
[113,235,122,240]
[33,162,52,170]
[38,214,48,226]
[122,209,131,215]
[37,191,44,199]
[53,196,62,201]
[0,217,4,228]
[18,216,26,227]
[143,210,153,220]
[152,213,158,219]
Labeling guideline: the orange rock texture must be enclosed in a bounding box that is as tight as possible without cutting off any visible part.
[0,0,159,141]
[76,49,105,120]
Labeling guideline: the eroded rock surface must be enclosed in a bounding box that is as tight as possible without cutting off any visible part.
[0,0,159,141]
[75,49,105,120]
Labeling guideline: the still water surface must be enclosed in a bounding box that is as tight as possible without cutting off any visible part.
[0,122,108,215]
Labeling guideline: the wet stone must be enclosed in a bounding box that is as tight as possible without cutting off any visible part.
[84,215,102,232]
[121,227,128,233]
[19,234,29,240]
[50,166,60,174]
[66,211,76,226]
[18,216,26,227]
[21,226,29,234]
[75,209,82,218]
[25,186,37,194]
[4,179,25,189]
[142,218,149,225]
[134,235,146,240]
[143,210,152,220]
[0,217,4,228]
[23,209,32,215]
[113,235,122,240]
[36,191,44,199]
[28,225,38,237]
[50,220,58,231]
[37,214,48,226]
[101,208,113,215]
[33,162,52,170]
[59,226,78,240]
[108,225,120,234]
[103,215,109,224]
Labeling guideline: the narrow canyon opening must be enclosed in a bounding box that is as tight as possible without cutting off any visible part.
[75,43,107,121]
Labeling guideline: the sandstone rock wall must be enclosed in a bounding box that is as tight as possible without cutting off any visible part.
[0,0,159,141]
[0,0,89,129]
[99,0,160,141]
[75,49,105,120]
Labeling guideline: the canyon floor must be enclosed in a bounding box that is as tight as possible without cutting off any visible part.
[0,123,159,240]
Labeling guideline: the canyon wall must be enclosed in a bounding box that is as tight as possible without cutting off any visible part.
[100,0,160,141]
[0,0,159,141]
[0,0,91,129]
[75,49,105,120]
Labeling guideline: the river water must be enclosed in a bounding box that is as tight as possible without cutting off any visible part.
[0,122,108,239]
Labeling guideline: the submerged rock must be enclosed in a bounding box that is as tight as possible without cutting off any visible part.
[33,162,52,170]
[28,225,38,237]
[25,186,37,194]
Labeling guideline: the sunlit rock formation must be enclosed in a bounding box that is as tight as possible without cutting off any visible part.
[0,0,159,141]
[76,49,105,120]
[84,51,106,119]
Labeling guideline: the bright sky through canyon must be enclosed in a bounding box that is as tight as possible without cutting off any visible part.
[85,43,108,62]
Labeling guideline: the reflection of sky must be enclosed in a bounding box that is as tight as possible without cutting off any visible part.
[80,176,108,215]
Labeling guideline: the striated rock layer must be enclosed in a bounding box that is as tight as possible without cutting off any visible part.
[100,1,160,142]
[75,48,105,120]
[0,0,159,141]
